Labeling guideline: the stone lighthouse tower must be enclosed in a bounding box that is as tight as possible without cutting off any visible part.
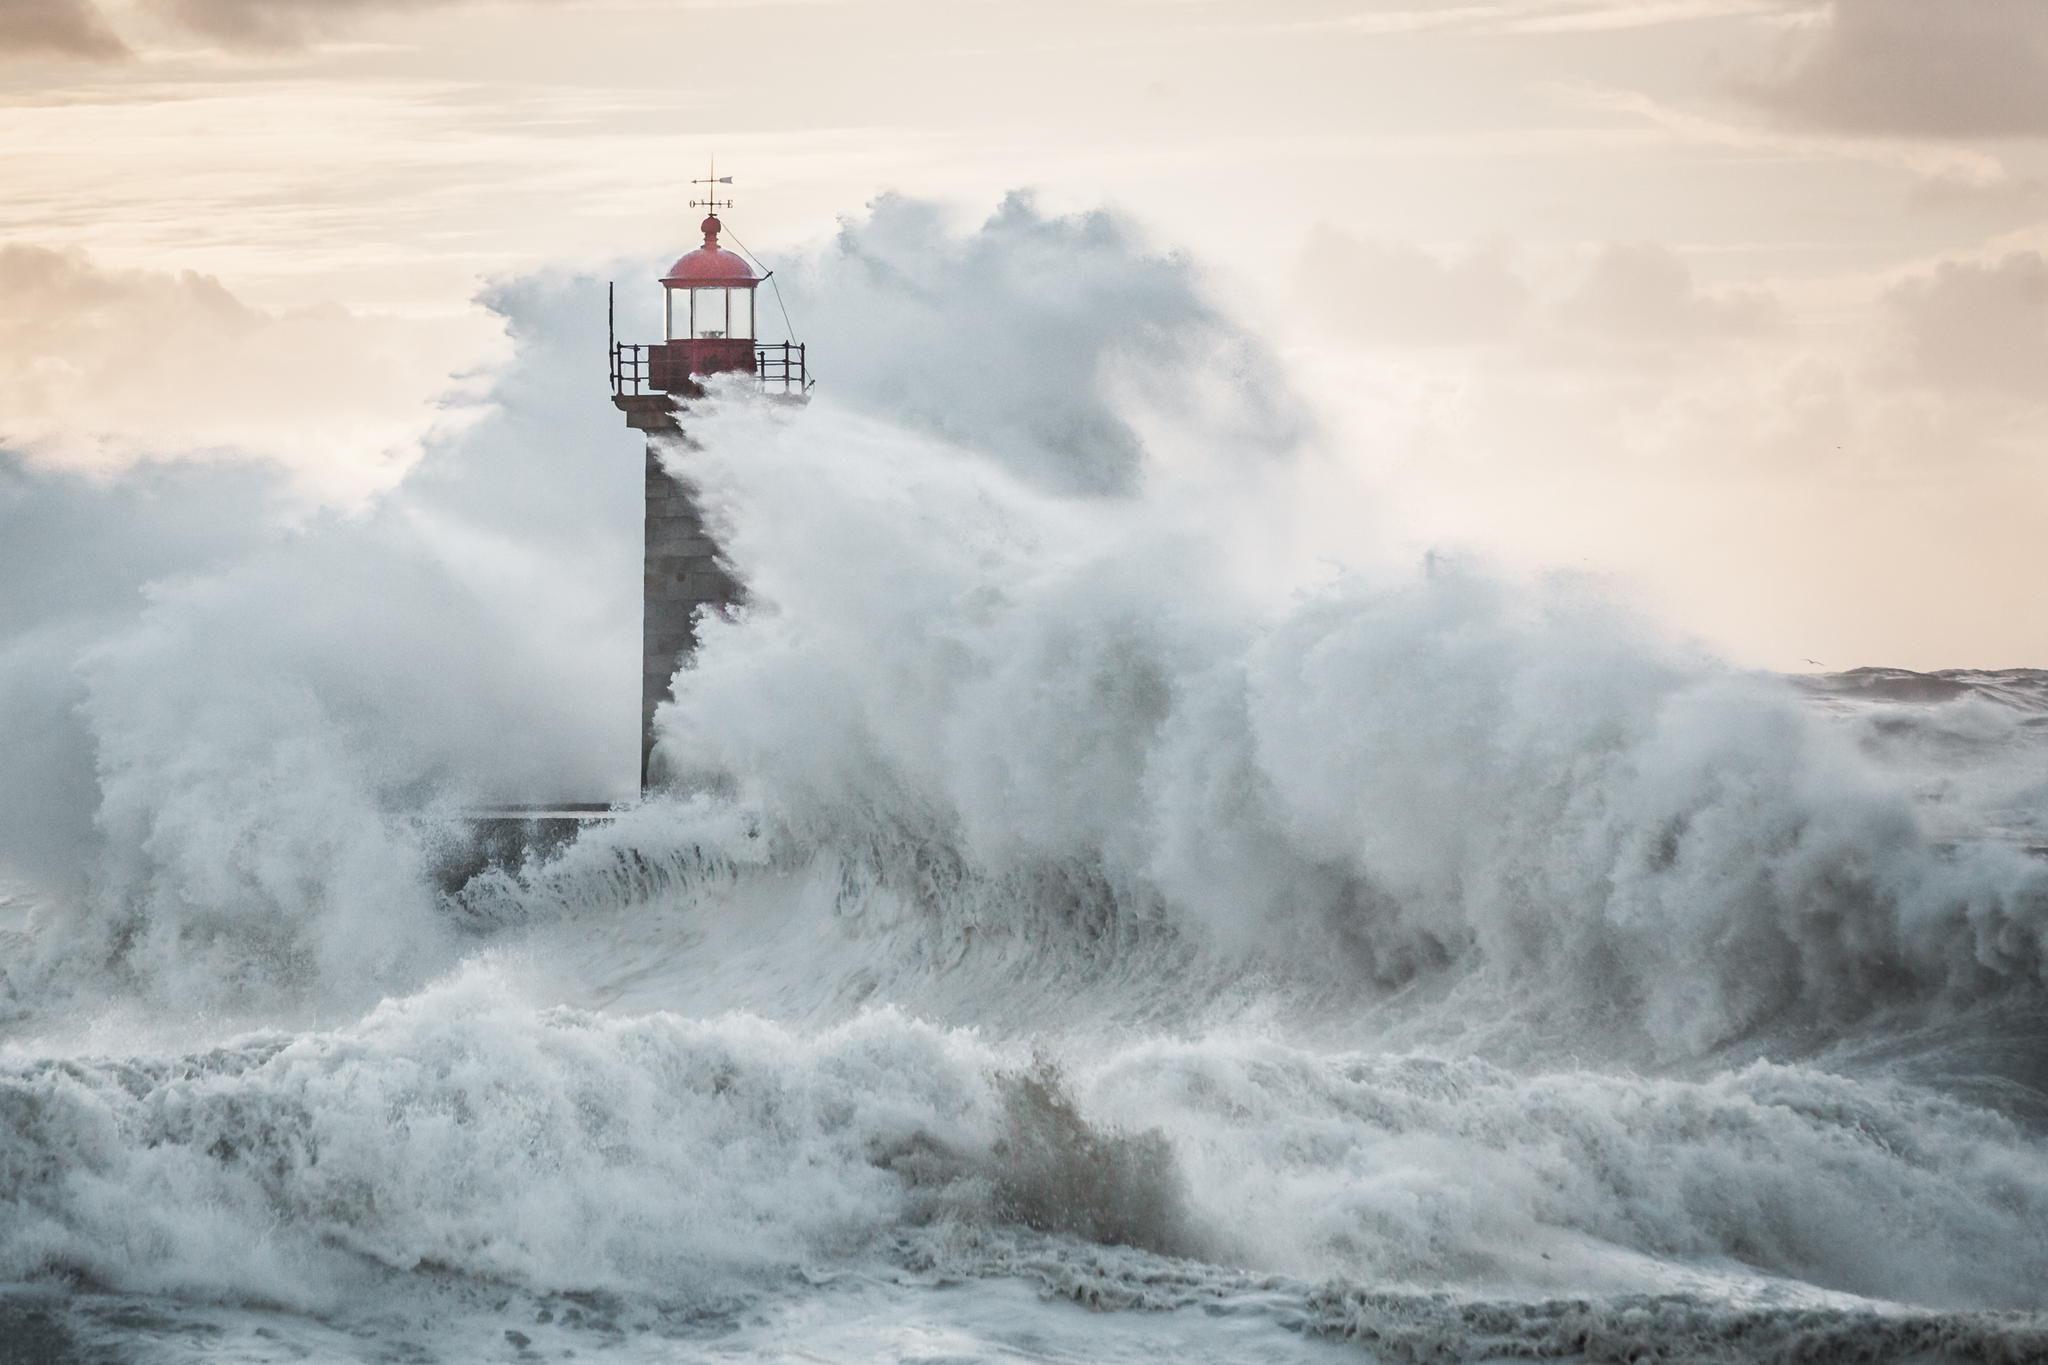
[611,168,807,790]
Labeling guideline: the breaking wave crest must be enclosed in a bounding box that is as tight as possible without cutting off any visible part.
[525,395,2048,1066]
[5,974,2047,1362]
[4,975,2045,1286]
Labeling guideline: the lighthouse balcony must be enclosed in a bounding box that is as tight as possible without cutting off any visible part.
[612,340,810,401]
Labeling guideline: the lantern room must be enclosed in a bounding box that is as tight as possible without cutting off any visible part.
[660,213,759,375]
[610,164,809,408]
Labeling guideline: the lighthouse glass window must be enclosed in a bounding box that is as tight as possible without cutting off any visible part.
[690,288,727,338]
[665,287,754,341]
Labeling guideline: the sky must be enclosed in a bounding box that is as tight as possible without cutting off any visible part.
[2,0,2045,670]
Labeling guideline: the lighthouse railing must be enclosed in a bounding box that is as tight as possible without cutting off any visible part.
[613,339,808,398]
[613,342,651,396]
[754,342,809,394]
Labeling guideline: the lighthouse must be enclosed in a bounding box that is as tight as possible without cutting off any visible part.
[611,166,808,791]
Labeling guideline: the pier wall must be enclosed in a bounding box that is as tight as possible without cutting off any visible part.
[640,431,739,789]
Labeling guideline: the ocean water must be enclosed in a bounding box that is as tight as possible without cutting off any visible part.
[4,206,2048,1362]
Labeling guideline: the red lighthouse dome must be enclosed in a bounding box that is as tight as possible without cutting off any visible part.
[659,215,758,288]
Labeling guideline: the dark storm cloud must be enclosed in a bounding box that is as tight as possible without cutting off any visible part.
[1743,0,2048,139]
[0,0,128,58]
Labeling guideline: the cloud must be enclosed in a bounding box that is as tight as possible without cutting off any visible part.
[143,0,480,48]
[1276,0,1778,38]
[1906,171,2048,223]
[1741,0,2048,139]
[1498,0,1782,34]
[144,0,685,53]
[0,0,582,58]
[1553,242,1779,346]
[1290,234,1777,359]
[1882,251,2048,398]
[0,0,128,58]
[1565,81,2008,184]
[1294,226,1530,348]
[0,243,493,498]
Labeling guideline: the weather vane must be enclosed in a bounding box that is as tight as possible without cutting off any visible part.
[690,155,734,215]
